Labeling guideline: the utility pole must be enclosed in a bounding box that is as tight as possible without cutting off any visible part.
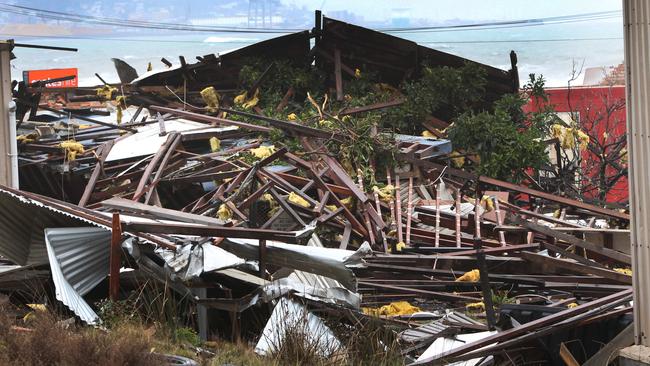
[623,0,650,362]
[0,40,17,189]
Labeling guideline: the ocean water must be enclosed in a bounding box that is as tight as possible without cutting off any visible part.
[8,17,624,88]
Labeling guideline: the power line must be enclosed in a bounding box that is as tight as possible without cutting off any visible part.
[0,3,622,35]
[0,33,262,45]
[421,37,623,44]
[384,11,620,32]
[0,32,623,47]
[0,4,298,33]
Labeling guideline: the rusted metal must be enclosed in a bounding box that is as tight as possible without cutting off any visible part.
[109,212,122,301]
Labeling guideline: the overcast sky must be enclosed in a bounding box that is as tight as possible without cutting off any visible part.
[282,0,622,22]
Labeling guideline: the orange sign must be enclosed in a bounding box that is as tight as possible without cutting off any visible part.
[23,68,78,88]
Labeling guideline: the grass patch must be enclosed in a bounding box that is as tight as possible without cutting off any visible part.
[0,306,157,366]
[207,340,276,366]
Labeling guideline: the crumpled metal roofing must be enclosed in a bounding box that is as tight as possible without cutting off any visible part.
[0,186,108,265]
[45,227,111,325]
[156,242,246,281]
[255,297,341,357]
[220,238,372,291]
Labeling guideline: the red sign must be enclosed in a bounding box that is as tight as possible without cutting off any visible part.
[23,68,78,88]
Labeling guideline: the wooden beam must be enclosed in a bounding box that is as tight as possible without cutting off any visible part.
[339,99,405,116]
[559,342,580,366]
[416,289,633,364]
[417,161,629,221]
[101,197,225,226]
[358,281,479,303]
[220,107,342,140]
[123,222,303,243]
[334,48,343,101]
[144,133,182,204]
[510,215,631,265]
[520,251,632,284]
[132,132,179,202]
[148,105,272,133]
[78,140,114,207]
[583,323,633,366]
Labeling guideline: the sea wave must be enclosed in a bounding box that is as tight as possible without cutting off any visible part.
[203,36,257,43]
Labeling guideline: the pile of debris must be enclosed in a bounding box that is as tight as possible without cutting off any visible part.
[0,14,633,365]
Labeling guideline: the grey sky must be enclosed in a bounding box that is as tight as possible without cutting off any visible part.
[282,0,622,22]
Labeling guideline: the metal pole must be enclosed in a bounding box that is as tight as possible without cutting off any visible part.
[109,212,122,301]
[624,0,650,347]
[475,236,496,330]
[7,101,17,188]
[0,40,14,188]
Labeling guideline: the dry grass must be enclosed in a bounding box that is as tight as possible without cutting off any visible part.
[0,307,158,366]
[207,340,277,366]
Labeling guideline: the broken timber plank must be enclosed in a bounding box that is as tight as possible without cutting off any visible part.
[582,323,633,366]
[123,222,303,243]
[510,215,631,265]
[132,132,180,202]
[339,99,405,116]
[101,197,225,226]
[559,342,580,366]
[520,251,632,284]
[149,105,272,133]
[420,161,629,221]
[413,289,633,365]
[78,140,114,207]
[334,48,344,101]
[357,281,479,303]
[144,134,183,204]
[221,107,342,140]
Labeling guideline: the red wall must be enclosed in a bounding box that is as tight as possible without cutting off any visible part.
[526,86,628,203]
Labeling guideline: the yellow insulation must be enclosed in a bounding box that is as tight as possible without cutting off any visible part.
[552,124,590,151]
[249,145,275,160]
[456,269,480,282]
[115,95,127,124]
[340,196,353,209]
[372,185,395,203]
[234,88,260,109]
[466,302,485,311]
[200,86,220,113]
[481,195,494,212]
[59,140,85,161]
[17,133,37,144]
[450,151,465,168]
[614,267,632,275]
[209,137,221,152]
[362,301,420,317]
[288,192,310,208]
[325,204,338,212]
[96,85,117,100]
[217,204,232,220]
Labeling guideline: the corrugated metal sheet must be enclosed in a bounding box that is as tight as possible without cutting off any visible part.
[0,187,107,265]
[624,0,650,347]
[221,238,371,291]
[399,311,485,343]
[45,227,111,324]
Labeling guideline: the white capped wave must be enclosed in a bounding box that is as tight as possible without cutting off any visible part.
[203,36,257,43]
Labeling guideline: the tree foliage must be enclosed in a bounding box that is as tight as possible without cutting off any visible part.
[446,74,552,183]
